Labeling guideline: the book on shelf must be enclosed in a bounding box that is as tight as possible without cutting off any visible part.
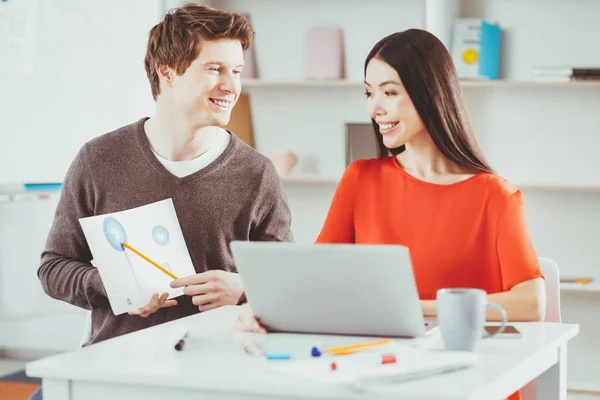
[346,123,377,166]
[531,75,571,82]
[240,13,257,79]
[304,27,345,80]
[451,19,501,81]
[226,93,255,147]
[531,66,600,81]
[560,277,594,285]
[571,75,600,81]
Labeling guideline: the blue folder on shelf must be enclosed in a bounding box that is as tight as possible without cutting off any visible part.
[24,183,62,191]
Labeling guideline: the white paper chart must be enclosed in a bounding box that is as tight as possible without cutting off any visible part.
[80,199,196,315]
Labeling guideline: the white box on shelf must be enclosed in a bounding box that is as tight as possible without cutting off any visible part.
[451,19,501,80]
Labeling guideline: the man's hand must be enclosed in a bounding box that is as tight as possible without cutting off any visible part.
[170,270,244,312]
[235,303,267,333]
[128,292,177,318]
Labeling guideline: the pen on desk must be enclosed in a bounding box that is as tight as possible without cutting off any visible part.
[242,338,265,357]
[121,241,179,280]
[174,328,189,351]
[325,338,393,356]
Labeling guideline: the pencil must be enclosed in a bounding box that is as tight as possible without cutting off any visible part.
[325,338,393,355]
[121,242,179,280]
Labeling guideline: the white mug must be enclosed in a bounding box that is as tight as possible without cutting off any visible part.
[436,288,507,351]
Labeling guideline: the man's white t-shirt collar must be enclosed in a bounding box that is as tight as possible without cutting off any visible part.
[152,128,231,178]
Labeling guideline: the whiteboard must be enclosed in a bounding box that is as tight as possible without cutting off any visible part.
[0,0,162,184]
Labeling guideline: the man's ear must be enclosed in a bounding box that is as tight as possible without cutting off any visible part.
[156,65,174,88]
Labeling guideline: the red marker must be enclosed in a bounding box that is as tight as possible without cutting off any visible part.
[330,353,396,371]
[381,354,397,364]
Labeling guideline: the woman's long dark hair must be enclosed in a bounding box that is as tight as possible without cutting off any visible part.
[365,29,493,174]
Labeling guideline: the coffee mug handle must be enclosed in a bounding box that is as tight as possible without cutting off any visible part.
[483,301,507,339]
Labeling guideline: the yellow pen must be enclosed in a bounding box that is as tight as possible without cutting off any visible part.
[325,338,393,356]
[121,242,179,280]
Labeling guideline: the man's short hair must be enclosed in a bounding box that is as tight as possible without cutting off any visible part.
[144,3,255,100]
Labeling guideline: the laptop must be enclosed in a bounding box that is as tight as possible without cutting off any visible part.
[229,241,437,338]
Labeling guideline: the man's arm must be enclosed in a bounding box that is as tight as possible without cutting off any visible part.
[250,163,294,243]
[38,146,109,310]
[231,162,293,305]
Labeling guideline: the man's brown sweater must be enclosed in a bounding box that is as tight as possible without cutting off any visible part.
[38,118,293,345]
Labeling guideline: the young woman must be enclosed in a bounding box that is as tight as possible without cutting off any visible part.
[237,29,545,336]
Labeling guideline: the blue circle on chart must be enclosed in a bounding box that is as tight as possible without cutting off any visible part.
[152,225,170,246]
[162,263,172,272]
[103,217,127,252]
[127,298,132,305]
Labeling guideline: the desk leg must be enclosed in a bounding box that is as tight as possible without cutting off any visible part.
[42,378,71,400]
[536,344,567,400]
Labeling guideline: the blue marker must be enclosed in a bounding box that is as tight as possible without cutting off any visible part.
[265,352,292,360]
[311,346,322,357]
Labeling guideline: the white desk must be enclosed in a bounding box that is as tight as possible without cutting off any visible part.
[26,306,578,400]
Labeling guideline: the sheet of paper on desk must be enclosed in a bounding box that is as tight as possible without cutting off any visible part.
[270,346,477,387]
[79,199,196,315]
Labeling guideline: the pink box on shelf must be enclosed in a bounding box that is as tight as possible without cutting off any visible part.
[240,12,257,79]
[304,27,345,80]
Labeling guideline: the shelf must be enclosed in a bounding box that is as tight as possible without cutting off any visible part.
[242,79,600,90]
[242,79,362,88]
[516,183,600,192]
[281,176,339,184]
[460,80,600,88]
[280,176,600,192]
[568,381,600,394]
[560,283,600,293]
[0,190,61,203]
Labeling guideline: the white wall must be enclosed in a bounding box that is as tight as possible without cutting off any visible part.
[0,0,159,184]
[0,0,162,353]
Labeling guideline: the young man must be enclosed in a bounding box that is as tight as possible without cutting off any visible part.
[37,4,293,346]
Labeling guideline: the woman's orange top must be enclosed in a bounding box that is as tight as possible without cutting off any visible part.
[315,157,542,400]
[316,157,544,300]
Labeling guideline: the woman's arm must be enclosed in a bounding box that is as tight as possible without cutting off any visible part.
[421,189,547,322]
[314,161,362,244]
[421,277,546,321]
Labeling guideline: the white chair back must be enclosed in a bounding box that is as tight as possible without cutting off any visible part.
[521,257,561,400]
[538,257,561,323]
